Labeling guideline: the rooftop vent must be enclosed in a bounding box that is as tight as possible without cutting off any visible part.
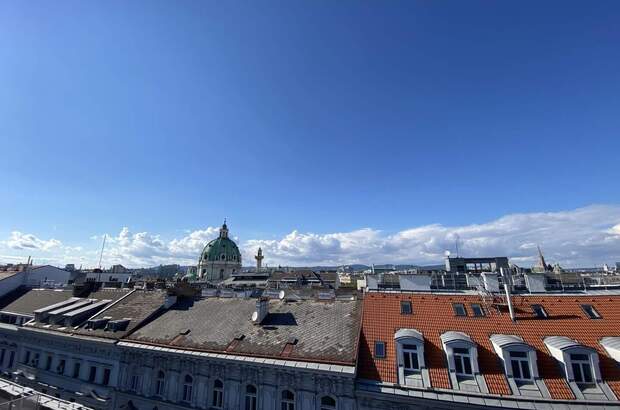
[86,316,112,330]
[61,299,112,327]
[262,289,285,300]
[105,318,131,332]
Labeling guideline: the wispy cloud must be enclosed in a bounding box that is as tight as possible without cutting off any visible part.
[1,205,620,268]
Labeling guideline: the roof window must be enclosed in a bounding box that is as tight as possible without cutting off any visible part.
[400,300,412,315]
[453,303,467,316]
[471,303,485,317]
[374,341,386,359]
[531,304,547,318]
[581,304,601,319]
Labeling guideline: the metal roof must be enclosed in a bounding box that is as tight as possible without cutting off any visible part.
[394,328,423,342]
[489,334,527,349]
[440,331,473,345]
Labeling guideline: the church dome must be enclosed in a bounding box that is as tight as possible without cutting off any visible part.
[199,223,242,264]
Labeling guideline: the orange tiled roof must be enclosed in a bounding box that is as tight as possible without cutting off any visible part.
[358,292,620,400]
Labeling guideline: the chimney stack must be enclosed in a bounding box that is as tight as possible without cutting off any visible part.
[252,297,269,325]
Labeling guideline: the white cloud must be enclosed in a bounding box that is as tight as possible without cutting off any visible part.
[4,231,62,251]
[2,205,620,268]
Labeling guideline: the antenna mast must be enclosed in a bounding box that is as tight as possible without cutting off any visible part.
[98,234,107,269]
[455,233,460,258]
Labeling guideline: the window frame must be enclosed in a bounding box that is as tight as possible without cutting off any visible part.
[471,303,485,317]
[181,374,193,403]
[280,389,295,410]
[212,379,224,409]
[453,347,474,377]
[531,304,548,318]
[374,341,386,359]
[570,353,594,385]
[400,300,412,315]
[509,350,532,381]
[401,344,420,373]
[453,303,467,316]
[580,304,601,319]
[320,395,336,410]
[245,384,257,410]
[155,370,166,396]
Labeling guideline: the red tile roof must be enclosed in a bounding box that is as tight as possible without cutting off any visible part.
[358,292,620,400]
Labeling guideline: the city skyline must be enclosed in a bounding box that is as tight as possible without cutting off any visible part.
[1,204,619,268]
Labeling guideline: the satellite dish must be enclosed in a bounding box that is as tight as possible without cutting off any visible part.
[251,311,258,322]
[444,250,451,257]
[278,290,285,300]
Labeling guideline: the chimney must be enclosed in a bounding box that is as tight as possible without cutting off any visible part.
[252,297,269,325]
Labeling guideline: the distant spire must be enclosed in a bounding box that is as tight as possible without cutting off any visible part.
[537,245,547,272]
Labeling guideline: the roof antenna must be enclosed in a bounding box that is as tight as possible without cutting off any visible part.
[98,234,107,270]
[455,233,460,258]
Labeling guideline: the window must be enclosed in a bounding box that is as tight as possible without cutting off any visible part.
[570,354,594,384]
[8,351,14,368]
[212,379,224,409]
[73,362,81,378]
[182,375,193,402]
[374,341,385,358]
[245,385,257,410]
[102,368,111,386]
[0,349,5,366]
[45,355,52,371]
[471,303,485,317]
[531,304,548,318]
[155,371,165,396]
[581,304,601,319]
[130,374,141,391]
[23,350,31,365]
[509,351,531,381]
[453,303,467,316]
[57,359,66,375]
[320,396,336,410]
[88,366,97,383]
[400,301,412,315]
[453,347,473,376]
[281,390,295,410]
[402,344,420,372]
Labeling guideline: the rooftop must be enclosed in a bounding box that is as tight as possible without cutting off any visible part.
[359,291,620,400]
[0,288,73,317]
[128,296,362,365]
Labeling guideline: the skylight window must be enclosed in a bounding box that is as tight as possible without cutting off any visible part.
[531,304,548,318]
[581,304,601,319]
[471,303,485,317]
[400,300,412,315]
[374,341,386,359]
[453,303,467,316]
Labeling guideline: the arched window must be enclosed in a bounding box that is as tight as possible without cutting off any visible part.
[182,375,193,403]
[212,379,224,409]
[245,385,257,410]
[155,371,165,396]
[281,390,295,410]
[221,254,226,260]
[320,396,336,410]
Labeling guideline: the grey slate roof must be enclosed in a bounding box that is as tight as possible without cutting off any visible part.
[128,297,362,365]
[0,289,73,316]
[72,290,166,339]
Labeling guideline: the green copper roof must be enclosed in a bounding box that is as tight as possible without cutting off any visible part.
[200,236,241,263]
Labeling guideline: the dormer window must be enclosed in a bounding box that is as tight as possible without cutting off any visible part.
[509,351,532,381]
[570,354,593,384]
[544,336,614,400]
[581,304,601,319]
[453,348,473,376]
[531,304,547,318]
[440,331,488,393]
[402,344,419,372]
[394,329,428,388]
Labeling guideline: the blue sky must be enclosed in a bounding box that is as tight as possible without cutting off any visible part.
[1,1,619,267]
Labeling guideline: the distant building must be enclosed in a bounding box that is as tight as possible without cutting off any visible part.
[109,264,129,273]
[444,256,509,273]
[197,222,242,281]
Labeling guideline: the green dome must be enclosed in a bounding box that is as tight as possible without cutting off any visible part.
[199,223,241,264]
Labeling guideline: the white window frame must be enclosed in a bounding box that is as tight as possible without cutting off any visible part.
[401,343,420,373]
[245,384,257,410]
[508,350,533,381]
[569,353,595,385]
[181,374,193,403]
[155,370,166,397]
[394,329,427,387]
[453,347,474,377]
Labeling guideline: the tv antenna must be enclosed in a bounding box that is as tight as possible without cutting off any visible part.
[98,234,107,269]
